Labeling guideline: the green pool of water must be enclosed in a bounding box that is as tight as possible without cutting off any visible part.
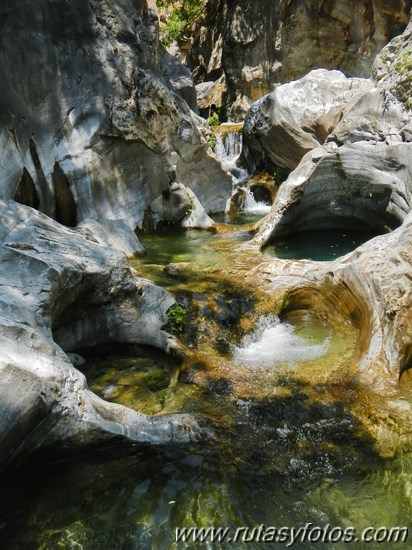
[1,416,410,549]
[137,228,253,268]
[211,211,266,226]
[264,231,379,262]
[1,226,410,550]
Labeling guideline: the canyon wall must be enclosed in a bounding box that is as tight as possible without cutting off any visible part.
[0,0,221,472]
[0,0,232,257]
[179,0,412,119]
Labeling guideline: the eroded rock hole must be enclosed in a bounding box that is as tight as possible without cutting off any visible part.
[249,184,273,205]
[14,168,40,210]
[52,162,77,227]
[265,229,382,262]
[73,344,186,416]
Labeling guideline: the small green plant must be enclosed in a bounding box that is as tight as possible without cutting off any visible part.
[207,133,217,151]
[165,305,187,334]
[207,111,220,127]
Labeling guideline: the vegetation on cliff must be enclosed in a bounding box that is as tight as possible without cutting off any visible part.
[156,0,206,46]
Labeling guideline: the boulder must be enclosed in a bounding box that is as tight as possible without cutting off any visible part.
[242,69,373,173]
[144,182,215,230]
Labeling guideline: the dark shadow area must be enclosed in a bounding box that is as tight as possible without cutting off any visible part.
[14,168,40,210]
[52,162,77,227]
[249,183,272,205]
[0,373,386,550]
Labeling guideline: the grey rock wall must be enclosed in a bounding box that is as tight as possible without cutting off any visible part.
[0,0,231,256]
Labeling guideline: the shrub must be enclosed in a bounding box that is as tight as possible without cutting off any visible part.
[165,305,187,334]
[207,111,220,127]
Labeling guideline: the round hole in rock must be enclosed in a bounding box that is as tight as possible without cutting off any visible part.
[263,230,381,261]
[73,343,205,416]
[249,184,273,205]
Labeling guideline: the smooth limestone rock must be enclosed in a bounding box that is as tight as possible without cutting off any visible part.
[149,182,215,229]
[0,0,231,256]
[248,20,412,402]
[177,0,411,119]
[242,69,373,173]
[0,200,206,472]
[256,139,412,241]
[249,214,412,393]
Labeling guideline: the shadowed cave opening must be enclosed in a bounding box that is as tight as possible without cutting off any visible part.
[249,183,273,205]
[263,181,402,261]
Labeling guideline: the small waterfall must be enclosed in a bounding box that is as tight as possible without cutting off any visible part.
[233,315,330,367]
[214,131,248,182]
[242,188,272,215]
[214,127,273,216]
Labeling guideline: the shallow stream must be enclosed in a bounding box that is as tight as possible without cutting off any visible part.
[0,215,411,549]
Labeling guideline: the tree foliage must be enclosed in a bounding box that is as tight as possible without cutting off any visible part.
[156,0,207,46]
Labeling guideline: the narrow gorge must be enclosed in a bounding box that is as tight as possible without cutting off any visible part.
[1,1,412,548]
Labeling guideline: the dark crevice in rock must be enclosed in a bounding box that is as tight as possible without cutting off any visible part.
[29,139,42,172]
[52,162,77,228]
[14,168,40,210]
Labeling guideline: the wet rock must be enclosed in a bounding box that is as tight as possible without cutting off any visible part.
[163,263,190,281]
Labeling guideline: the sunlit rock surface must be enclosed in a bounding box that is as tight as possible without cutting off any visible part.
[0,201,205,472]
[242,69,374,173]
[0,0,231,255]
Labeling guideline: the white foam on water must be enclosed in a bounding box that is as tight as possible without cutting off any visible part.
[242,188,272,215]
[215,132,249,181]
[233,315,330,367]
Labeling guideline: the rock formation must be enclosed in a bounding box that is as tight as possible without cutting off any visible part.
[0,0,232,257]
[0,200,206,473]
[177,0,411,119]
[0,0,228,472]
[248,19,412,405]
[242,69,374,173]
